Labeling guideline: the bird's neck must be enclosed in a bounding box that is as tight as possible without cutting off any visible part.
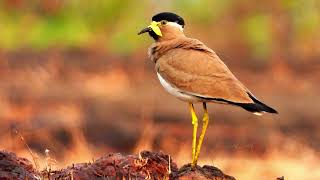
[149,37,188,63]
[157,29,186,42]
[149,37,215,63]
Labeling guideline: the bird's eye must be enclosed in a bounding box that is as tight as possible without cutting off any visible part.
[161,20,168,25]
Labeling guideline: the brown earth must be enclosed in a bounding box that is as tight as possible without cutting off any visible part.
[0,150,40,179]
[0,150,235,180]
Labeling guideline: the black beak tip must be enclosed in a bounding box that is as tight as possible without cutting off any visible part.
[138,27,151,35]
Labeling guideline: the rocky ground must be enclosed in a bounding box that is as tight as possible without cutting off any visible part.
[0,150,235,180]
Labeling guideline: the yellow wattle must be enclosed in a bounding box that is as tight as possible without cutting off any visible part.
[148,21,162,36]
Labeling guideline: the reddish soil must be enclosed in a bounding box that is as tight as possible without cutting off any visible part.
[0,150,40,179]
[0,150,235,180]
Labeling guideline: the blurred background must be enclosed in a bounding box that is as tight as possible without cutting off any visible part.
[0,0,319,179]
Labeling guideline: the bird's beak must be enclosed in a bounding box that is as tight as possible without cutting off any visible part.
[138,27,152,35]
[138,21,162,36]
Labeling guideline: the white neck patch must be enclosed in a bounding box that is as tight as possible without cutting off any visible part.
[167,22,184,32]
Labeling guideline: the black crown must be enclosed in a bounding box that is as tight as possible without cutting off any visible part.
[152,12,185,27]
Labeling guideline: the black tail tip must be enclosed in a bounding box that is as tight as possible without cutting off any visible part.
[239,102,278,114]
[266,107,278,114]
[246,93,278,114]
[259,106,278,114]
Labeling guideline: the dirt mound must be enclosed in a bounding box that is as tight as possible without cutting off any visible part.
[0,150,40,179]
[172,164,235,180]
[0,150,235,179]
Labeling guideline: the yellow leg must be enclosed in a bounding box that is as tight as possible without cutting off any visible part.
[194,102,210,165]
[189,103,198,167]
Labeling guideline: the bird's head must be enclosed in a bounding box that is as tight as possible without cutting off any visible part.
[138,12,185,41]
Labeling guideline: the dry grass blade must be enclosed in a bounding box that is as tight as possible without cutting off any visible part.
[14,129,40,170]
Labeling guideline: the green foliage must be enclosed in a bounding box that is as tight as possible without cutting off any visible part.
[282,0,320,37]
[27,16,91,48]
[241,14,272,60]
[109,6,147,54]
[0,0,318,56]
[172,0,234,24]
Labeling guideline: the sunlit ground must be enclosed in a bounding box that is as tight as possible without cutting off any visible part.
[4,130,320,180]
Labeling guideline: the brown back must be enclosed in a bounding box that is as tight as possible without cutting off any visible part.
[151,37,254,104]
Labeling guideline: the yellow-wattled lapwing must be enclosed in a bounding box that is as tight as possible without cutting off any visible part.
[138,12,277,167]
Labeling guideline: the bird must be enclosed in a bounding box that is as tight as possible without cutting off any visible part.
[138,12,277,167]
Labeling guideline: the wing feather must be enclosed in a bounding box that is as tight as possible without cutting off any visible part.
[156,47,254,104]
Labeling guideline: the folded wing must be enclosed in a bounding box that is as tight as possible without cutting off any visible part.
[155,42,277,114]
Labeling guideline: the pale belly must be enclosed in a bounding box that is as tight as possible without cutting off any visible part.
[157,72,201,103]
